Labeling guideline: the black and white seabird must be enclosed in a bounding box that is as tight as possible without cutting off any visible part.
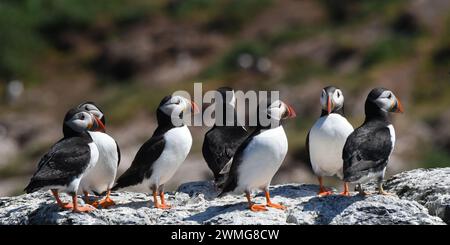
[307,86,354,196]
[78,102,121,208]
[202,87,249,188]
[219,100,296,212]
[24,108,105,212]
[112,95,199,209]
[343,88,404,195]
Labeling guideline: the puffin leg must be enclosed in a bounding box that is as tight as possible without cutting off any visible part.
[93,190,116,208]
[158,185,171,209]
[377,181,394,196]
[340,182,351,196]
[317,177,333,196]
[51,189,73,210]
[245,191,267,212]
[357,184,369,196]
[72,194,95,213]
[151,190,160,208]
[264,189,286,210]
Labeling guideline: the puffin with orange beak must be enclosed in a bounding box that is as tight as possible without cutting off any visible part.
[24,108,104,212]
[219,100,296,212]
[307,86,354,196]
[343,88,404,196]
[78,102,120,208]
[112,95,198,209]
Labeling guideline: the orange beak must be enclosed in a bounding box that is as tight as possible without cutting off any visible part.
[394,99,404,113]
[286,104,297,118]
[94,116,106,132]
[191,100,200,114]
[327,97,332,114]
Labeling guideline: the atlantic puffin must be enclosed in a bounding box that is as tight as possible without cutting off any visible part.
[24,108,105,212]
[307,86,354,196]
[78,102,120,208]
[219,100,296,212]
[112,95,199,209]
[343,88,404,195]
[202,87,249,188]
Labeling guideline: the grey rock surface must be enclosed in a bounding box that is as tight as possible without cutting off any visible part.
[380,168,450,224]
[0,175,446,225]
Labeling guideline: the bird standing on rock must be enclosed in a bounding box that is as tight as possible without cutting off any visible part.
[24,108,105,212]
[343,88,404,196]
[219,100,296,212]
[307,86,354,196]
[202,87,249,189]
[78,102,120,208]
[112,95,199,209]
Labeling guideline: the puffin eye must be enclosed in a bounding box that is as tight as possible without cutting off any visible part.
[80,114,85,120]
[337,91,341,98]
[387,93,392,99]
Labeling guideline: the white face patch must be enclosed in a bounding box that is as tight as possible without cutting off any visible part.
[66,111,93,132]
[374,90,396,112]
[83,104,104,120]
[267,100,286,121]
[159,96,189,119]
[332,89,344,109]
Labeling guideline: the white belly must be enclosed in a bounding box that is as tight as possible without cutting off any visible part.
[309,114,354,178]
[235,126,288,193]
[80,132,119,194]
[147,125,192,188]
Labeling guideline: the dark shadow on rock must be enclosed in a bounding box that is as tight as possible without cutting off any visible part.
[184,202,247,223]
[301,195,365,225]
[262,184,319,199]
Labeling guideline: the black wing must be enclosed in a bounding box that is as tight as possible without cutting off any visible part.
[115,140,121,167]
[218,129,261,196]
[305,130,311,168]
[112,134,165,190]
[202,126,248,181]
[342,125,392,182]
[24,137,91,193]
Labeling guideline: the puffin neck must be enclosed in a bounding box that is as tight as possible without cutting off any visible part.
[156,109,184,128]
[62,124,89,139]
[364,100,391,124]
[321,106,345,117]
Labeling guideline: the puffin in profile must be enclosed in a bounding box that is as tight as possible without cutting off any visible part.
[307,86,354,196]
[219,100,296,212]
[24,108,105,212]
[202,87,249,188]
[78,102,120,208]
[343,88,404,195]
[112,95,199,209]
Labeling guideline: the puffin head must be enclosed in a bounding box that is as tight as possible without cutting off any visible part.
[77,101,106,132]
[63,108,105,137]
[320,86,344,115]
[216,87,236,107]
[158,95,199,124]
[366,88,404,114]
[261,99,296,127]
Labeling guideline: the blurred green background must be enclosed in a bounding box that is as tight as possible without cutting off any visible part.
[1,0,450,196]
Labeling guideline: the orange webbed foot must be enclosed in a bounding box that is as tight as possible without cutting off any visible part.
[58,202,73,210]
[318,190,333,196]
[158,204,172,209]
[93,197,116,209]
[249,204,268,212]
[266,202,287,210]
[340,191,351,197]
[72,204,95,213]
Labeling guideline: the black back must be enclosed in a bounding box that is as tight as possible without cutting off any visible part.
[342,89,393,183]
[25,108,93,194]
[112,95,183,190]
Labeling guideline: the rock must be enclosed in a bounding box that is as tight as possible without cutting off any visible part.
[380,168,450,224]
[0,178,445,225]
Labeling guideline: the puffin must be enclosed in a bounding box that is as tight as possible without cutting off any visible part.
[307,86,354,196]
[78,102,120,208]
[112,95,199,209]
[219,99,296,212]
[202,87,249,188]
[342,88,404,195]
[24,108,105,212]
